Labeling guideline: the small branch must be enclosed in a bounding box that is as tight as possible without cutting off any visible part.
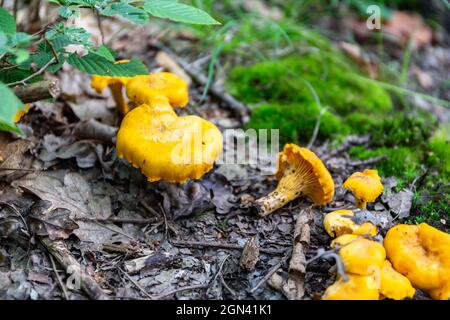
[249,252,291,293]
[75,217,159,225]
[12,79,60,103]
[7,57,56,87]
[44,38,60,64]
[150,42,250,124]
[322,135,370,161]
[349,155,387,167]
[153,284,209,300]
[41,237,110,300]
[171,240,286,255]
[49,254,69,300]
[120,268,154,300]
[95,9,105,44]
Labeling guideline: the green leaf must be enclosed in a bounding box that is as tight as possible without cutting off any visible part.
[144,0,220,25]
[102,1,149,24]
[67,53,149,76]
[0,82,24,133]
[59,5,80,18]
[0,8,16,35]
[90,45,116,62]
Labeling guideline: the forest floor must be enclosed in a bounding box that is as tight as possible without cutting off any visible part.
[0,2,449,300]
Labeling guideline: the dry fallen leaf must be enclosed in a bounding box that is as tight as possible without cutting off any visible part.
[13,172,130,245]
[384,11,433,49]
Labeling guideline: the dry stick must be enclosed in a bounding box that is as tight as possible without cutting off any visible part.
[13,79,60,103]
[75,217,159,225]
[41,238,110,300]
[153,284,209,300]
[49,254,69,300]
[151,43,250,124]
[7,57,56,87]
[322,135,371,161]
[171,240,287,255]
[119,268,154,300]
[249,251,291,293]
[44,38,60,64]
[95,9,105,44]
[349,155,387,167]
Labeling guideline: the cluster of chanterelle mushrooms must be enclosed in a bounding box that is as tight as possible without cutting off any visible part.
[13,67,449,300]
[251,145,449,300]
[91,64,223,183]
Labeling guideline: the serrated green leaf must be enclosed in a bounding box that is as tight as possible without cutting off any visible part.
[144,0,220,25]
[0,8,16,35]
[67,53,148,76]
[59,5,80,18]
[102,1,149,24]
[0,68,40,85]
[0,82,24,133]
[91,45,115,62]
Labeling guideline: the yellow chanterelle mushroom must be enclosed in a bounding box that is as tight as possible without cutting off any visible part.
[343,169,383,209]
[384,223,450,300]
[116,72,223,184]
[322,274,379,300]
[323,209,377,238]
[91,59,132,115]
[254,144,334,217]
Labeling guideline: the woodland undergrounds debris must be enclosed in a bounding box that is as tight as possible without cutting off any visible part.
[0,0,449,302]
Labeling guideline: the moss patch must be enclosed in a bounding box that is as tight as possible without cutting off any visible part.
[245,102,347,144]
[348,146,422,186]
[427,124,450,183]
[228,54,393,115]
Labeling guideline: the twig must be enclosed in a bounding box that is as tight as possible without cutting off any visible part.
[49,254,69,300]
[158,203,169,243]
[41,238,110,300]
[7,57,56,87]
[119,268,154,300]
[322,135,370,160]
[171,240,287,255]
[0,167,44,172]
[44,38,60,64]
[12,79,60,103]
[75,217,159,225]
[150,42,250,124]
[153,283,209,300]
[95,9,105,44]
[220,275,236,297]
[349,155,387,167]
[250,252,291,293]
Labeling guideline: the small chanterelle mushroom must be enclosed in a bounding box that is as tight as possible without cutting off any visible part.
[116,72,223,184]
[254,144,334,217]
[14,104,30,123]
[384,223,450,300]
[323,209,377,238]
[322,274,379,300]
[379,260,415,300]
[91,59,132,115]
[343,169,383,209]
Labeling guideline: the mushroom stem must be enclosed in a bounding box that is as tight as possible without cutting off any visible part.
[108,82,128,115]
[355,199,366,209]
[254,188,301,217]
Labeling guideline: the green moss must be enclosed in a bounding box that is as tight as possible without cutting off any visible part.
[345,113,383,135]
[348,146,421,184]
[227,54,393,115]
[246,102,347,144]
[427,124,450,183]
[371,112,436,147]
